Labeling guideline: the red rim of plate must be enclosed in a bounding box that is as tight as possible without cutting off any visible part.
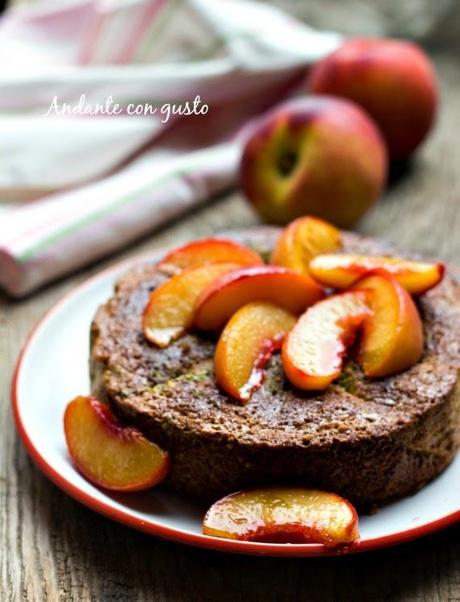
[11,254,460,557]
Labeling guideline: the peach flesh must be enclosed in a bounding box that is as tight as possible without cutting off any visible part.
[203,487,359,547]
[64,396,170,491]
[214,302,296,402]
[143,262,241,346]
[282,291,370,390]
[270,215,342,275]
[309,254,444,294]
[353,274,424,377]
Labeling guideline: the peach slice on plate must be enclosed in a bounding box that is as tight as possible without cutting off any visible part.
[64,396,169,491]
[353,274,424,377]
[203,487,359,547]
[215,302,296,403]
[282,291,370,390]
[194,265,324,332]
[143,262,240,347]
[271,216,342,275]
[158,238,263,273]
[310,254,444,294]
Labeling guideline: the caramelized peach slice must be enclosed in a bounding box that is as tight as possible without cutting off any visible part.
[194,266,324,332]
[271,216,342,274]
[143,262,240,347]
[159,238,263,273]
[353,274,424,377]
[282,291,370,390]
[310,254,444,294]
[64,396,169,491]
[215,302,296,403]
[203,487,359,547]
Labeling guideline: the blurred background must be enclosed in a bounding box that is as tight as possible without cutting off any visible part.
[273,0,460,48]
[5,0,460,45]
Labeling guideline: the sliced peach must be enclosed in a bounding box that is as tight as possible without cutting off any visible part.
[194,266,324,332]
[143,262,240,347]
[270,216,342,275]
[310,254,444,294]
[282,291,370,390]
[215,302,296,403]
[159,238,263,274]
[203,487,359,547]
[353,274,424,377]
[64,396,169,491]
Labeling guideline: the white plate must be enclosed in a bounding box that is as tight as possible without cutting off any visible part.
[12,253,460,557]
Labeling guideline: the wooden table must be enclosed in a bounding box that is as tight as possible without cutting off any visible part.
[1,52,459,601]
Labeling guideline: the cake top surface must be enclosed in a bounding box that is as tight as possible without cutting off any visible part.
[90,228,460,449]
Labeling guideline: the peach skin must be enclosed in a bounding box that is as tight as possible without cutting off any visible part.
[143,262,240,347]
[203,487,359,547]
[215,302,296,402]
[158,238,263,274]
[270,216,342,275]
[282,291,370,390]
[310,254,444,294]
[194,265,324,332]
[353,274,424,377]
[64,396,170,491]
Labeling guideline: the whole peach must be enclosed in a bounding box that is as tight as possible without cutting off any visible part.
[240,96,387,228]
[308,38,438,160]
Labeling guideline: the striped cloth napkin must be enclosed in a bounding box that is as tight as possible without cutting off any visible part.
[0,0,340,297]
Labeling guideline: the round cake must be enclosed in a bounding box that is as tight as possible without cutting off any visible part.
[90,227,460,511]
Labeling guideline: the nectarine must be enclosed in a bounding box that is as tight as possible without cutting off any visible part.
[159,238,263,273]
[143,262,240,346]
[194,265,324,332]
[203,487,359,547]
[270,216,342,275]
[240,97,387,227]
[353,274,424,377]
[282,291,370,390]
[215,302,296,402]
[309,38,438,159]
[310,254,444,294]
[64,396,169,491]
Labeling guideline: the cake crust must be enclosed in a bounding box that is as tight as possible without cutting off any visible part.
[90,228,460,510]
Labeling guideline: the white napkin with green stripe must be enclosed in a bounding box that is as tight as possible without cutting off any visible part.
[0,0,340,297]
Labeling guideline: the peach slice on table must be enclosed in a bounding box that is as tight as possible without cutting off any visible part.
[64,396,169,492]
[270,216,342,275]
[309,254,444,294]
[203,487,359,547]
[353,274,424,377]
[282,291,370,390]
[194,266,324,332]
[143,262,241,347]
[158,238,263,274]
[215,302,296,403]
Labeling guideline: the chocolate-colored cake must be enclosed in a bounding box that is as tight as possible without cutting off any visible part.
[90,227,460,511]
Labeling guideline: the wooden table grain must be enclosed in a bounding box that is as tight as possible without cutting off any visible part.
[1,53,459,601]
